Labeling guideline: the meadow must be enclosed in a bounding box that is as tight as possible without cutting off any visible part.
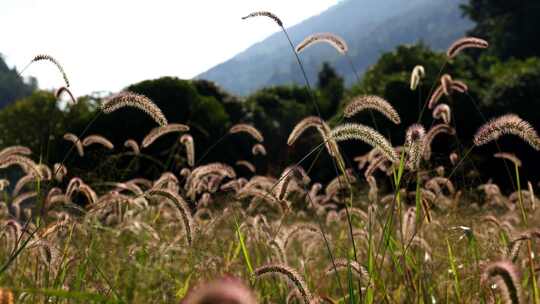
[1,10,540,304]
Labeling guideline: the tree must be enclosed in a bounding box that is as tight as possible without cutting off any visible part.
[0,77,239,183]
[345,43,478,140]
[124,77,231,138]
[472,58,540,185]
[461,0,540,60]
[191,79,245,123]
[317,62,344,118]
[243,86,315,174]
[480,58,540,116]
[0,91,95,166]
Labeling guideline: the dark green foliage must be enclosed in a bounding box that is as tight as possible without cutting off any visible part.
[480,58,540,116]
[318,62,344,118]
[342,41,540,189]
[461,0,540,60]
[124,77,232,139]
[473,58,540,186]
[346,43,479,144]
[88,77,239,179]
[0,78,241,183]
[0,91,94,160]
[192,79,246,122]
[243,85,314,175]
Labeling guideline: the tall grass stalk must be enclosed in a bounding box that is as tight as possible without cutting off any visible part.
[372,150,407,300]
[446,239,461,303]
[527,239,540,304]
[234,215,254,277]
[243,17,364,302]
[514,163,528,225]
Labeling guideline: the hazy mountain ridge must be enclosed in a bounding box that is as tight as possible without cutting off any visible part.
[197,0,472,95]
[0,54,37,108]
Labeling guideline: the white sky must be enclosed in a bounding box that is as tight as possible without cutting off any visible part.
[0,0,337,96]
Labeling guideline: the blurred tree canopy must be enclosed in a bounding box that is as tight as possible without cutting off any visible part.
[345,43,481,144]
[317,62,344,118]
[461,0,540,60]
[1,48,538,187]
[0,91,97,186]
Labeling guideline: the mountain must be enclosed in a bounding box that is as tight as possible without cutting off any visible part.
[0,54,37,108]
[197,0,473,95]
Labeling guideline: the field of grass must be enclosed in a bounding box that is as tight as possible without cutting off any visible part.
[1,12,540,304]
[0,161,539,303]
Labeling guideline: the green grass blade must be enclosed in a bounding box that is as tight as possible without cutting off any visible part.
[234,217,254,275]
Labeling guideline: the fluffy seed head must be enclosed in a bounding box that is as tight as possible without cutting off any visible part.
[473,114,540,150]
[82,135,114,150]
[229,124,264,142]
[284,165,310,185]
[0,146,32,159]
[451,80,469,93]
[142,124,190,148]
[423,124,456,160]
[528,181,536,211]
[331,123,399,163]
[253,263,312,304]
[186,163,236,198]
[344,95,401,124]
[325,258,368,279]
[432,104,451,124]
[146,188,194,245]
[251,144,267,156]
[236,160,256,173]
[428,79,467,110]
[364,155,388,179]
[447,37,489,59]
[287,116,325,146]
[180,134,195,167]
[326,169,355,198]
[405,124,426,170]
[295,32,348,54]
[63,133,84,157]
[31,54,70,87]
[422,124,455,161]
[182,276,256,304]
[406,124,426,143]
[402,207,417,240]
[507,230,540,261]
[428,86,445,110]
[0,179,10,191]
[410,65,425,90]
[274,166,307,201]
[440,74,453,96]
[124,139,140,155]
[494,152,522,167]
[101,91,168,126]
[242,11,283,27]
[283,223,320,250]
[0,155,44,178]
[12,174,38,198]
[481,260,522,304]
[55,86,77,103]
[449,152,459,165]
[53,163,67,182]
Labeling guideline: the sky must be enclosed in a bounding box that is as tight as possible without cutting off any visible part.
[0,0,338,96]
